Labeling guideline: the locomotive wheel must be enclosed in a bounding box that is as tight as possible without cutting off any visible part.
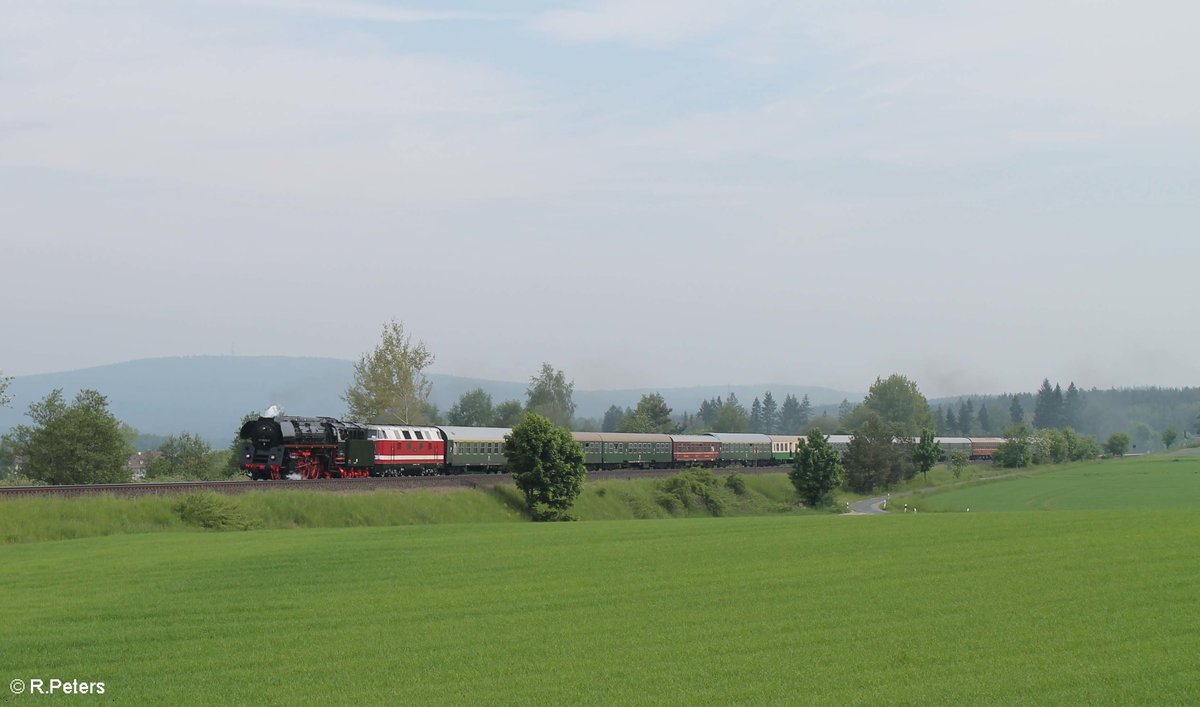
[292,455,328,480]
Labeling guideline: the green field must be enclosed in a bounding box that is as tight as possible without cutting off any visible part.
[910,453,1200,512]
[2,511,1198,703]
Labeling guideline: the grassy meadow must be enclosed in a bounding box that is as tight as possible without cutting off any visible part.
[909,452,1200,512]
[2,511,1197,703]
[4,456,1198,702]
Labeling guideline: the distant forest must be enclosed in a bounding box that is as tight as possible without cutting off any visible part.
[591,380,1200,452]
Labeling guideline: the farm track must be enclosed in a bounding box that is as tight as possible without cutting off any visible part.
[0,465,791,500]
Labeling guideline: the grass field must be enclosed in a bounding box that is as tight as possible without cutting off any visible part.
[910,453,1200,512]
[1,511,1197,703]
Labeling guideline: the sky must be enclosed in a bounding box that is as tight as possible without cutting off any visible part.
[2,0,1198,397]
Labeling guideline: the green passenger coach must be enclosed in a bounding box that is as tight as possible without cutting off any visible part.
[439,426,513,472]
[705,433,773,466]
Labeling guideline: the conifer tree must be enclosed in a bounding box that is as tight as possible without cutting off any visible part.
[761,391,778,435]
[1010,395,1025,425]
[977,404,991,435]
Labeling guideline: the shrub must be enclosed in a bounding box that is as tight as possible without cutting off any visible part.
[948,450,969,479]
[724,472,747,495]
[174,493,258,530]
[658,469,727,516]
[653,491,684,514]
[994,424,1033,468]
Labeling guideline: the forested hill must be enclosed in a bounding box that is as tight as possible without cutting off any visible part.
[0,356,856,443]
[927,385,1200,452]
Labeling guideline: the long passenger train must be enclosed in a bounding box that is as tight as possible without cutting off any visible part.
[238,415,1001,480]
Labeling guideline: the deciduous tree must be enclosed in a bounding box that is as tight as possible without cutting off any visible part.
[1104,432,1131,457]
[1,389,134,484]
[912,428,941,482]
[343,320,435,424]
[842,414,909,492]
[858,374,933,437]
[994,424,1033,468]
[789,428,842,506]
[948,449,969,479]
[145,432,223,479]
[1162,428,1178,449]
[525,363,575,428]
[447,388,496,427]
[0,370,11,408]
[1131,423,1151,451]
[602,405,626,432]
[494,399,525,427]
[505,413,586,521]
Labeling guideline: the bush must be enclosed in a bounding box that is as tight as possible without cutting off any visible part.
[174,493,258,530]
[724,472,747,495]
[658,469,727,516]
[994,425,1033,468]
[653,490,684,514]
[948,450,969,479]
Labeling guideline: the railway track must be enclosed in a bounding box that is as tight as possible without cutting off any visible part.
[0,465,791,499]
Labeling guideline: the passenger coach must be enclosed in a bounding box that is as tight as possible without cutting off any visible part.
[440,426,510,472]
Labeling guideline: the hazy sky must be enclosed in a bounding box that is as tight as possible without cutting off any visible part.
[2,0,1197,397]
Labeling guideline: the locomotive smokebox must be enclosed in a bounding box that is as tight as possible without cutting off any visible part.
[241,417,283,448]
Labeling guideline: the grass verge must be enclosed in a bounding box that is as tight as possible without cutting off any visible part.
[0,472,816,545]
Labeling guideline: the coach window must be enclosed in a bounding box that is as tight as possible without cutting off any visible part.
[415,431,424,440]
[402,430,412,440]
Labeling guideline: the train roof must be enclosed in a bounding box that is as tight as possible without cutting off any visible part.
[437,426,513,442]
[367,424,442,441]
[935,437,971,444]
[670,435,720,443]
[767,434,804,443]
[704,433,772,443]
[571,432,672,443]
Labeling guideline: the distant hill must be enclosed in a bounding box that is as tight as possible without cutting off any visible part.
[0,356,860,443]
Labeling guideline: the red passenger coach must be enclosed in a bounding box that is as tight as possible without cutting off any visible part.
[968,437,1003,460]
[369,425,446,475]
[670,435,720,466]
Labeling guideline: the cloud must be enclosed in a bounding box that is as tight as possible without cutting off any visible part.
[233,0,506,24]
[0,4,582,205]
[532,0,741,47]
